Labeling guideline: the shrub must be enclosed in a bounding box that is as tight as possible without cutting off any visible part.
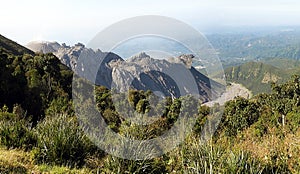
[45,97,74,116]
[100,155,166,174]
[0,105,36,150]
[286,110,300,133]
[222,97,260,136]
[33,114,94,168]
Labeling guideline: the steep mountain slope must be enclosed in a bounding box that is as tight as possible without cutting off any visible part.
[0,34,34,55]
[225,61,291,94]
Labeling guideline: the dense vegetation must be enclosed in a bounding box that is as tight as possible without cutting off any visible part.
[225,61,290,94]
[0,35,300,173]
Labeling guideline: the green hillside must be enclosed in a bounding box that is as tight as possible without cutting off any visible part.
[225,61,292,94]
[0,34,34,56]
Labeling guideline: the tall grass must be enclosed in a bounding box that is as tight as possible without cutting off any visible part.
[33,114,94,168]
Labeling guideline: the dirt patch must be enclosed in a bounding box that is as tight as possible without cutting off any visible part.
[204,83,252,106]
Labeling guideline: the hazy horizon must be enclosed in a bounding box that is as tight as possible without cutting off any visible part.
[1,0,300,45]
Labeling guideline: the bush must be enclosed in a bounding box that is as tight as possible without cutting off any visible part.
[0,105,36,150]
[286,110,300,133]
[33,114,94,168]
[222,97,260,136]
[45,97,74,116]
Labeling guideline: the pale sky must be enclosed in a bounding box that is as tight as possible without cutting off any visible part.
[1,0,300,45]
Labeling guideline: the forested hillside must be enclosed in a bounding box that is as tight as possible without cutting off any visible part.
[0,36,72,123]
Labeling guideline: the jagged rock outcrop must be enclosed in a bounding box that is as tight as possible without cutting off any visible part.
[26,42,224,102]
[111,53,223,101]
[55,42,91,70]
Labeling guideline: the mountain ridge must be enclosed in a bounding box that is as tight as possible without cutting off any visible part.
[26,41,224,102]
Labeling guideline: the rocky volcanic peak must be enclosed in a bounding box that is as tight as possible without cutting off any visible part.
[125,52,171,72]
[26,41,109,72]
[107,53,224,101]
[130,52,150,60]
[54,42,88,70]
[26,41,61,53]
[168,54,194,69]
[26,41,224,101]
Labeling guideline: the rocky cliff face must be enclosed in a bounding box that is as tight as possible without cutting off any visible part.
[26,42,224,102]
[112,53,223,101]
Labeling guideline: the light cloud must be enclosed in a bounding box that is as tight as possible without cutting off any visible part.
[1,0,300,45]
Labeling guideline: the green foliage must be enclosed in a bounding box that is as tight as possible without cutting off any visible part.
[33,114,93,168]
[286,110,300,133]
[128,89,151,114]
[225,61,290,94]
[95,86,114,112]
[262,57,300,70]
[102,109,122,132]
[100,155,167,174]
[46,97,74,116]
[167,136,265,174]
[193,105,210,134]
[166,98,181,123]
[224,151,264,174]
[254,75,300,130]
[0,48,72,123]
[222,97,260,136]
[0,105,36,150]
